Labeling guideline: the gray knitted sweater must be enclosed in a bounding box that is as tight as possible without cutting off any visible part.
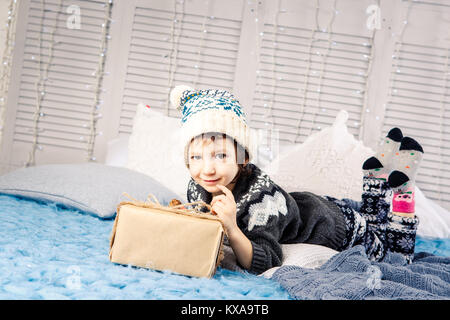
[186,163,347,274]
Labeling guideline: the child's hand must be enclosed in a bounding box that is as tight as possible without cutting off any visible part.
[211,184,238,234]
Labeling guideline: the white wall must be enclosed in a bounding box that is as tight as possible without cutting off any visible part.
[0,0,11,76]
[0,0,12,147]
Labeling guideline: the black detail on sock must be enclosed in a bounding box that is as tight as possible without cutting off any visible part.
[363,156,383,170]
[388,170,409,188]
[399,136,424,153]
[387,127,403,142]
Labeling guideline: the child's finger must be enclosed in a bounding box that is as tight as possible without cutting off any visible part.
[211,194,226,206]
[211,202,224,216]
[212,200,225,209]
[216,184,233,199]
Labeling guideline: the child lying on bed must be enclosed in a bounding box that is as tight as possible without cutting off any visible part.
[171,85,423,274]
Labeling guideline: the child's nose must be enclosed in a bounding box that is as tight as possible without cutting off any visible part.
[202,159,216,173]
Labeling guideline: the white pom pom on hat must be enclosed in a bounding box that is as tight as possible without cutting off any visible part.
[170,85,194,110]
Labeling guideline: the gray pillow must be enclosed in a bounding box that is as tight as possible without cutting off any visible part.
[0,163,180,219]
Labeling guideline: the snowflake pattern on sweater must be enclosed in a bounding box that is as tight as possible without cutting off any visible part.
[247,191,288,231]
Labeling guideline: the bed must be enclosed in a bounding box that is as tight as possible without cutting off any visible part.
[0,193,291,299]
[0,108,448,300]
[0,192,448,300]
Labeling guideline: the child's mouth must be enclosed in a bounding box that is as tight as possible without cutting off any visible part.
[204,179,219,184]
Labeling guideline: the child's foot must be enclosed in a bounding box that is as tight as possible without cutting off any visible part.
[387,136,424,216]
[363,127,403,180]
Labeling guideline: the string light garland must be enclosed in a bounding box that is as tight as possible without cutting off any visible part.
[253,0,264,112]
[357,0,379,139]
[436,45,449,203]
[255,0,337,145]
[193,0,212,89]
[268,0,373,144]
[251,0,270,158]
[266,0,282,128]
[165,0,186,114]
[388,0,413,103]
[0,0,18,146]
[251,0,280,159]
[291,0,321,143]
[25,0,113,165]
[253,0,287,150]
[26,0,63,167]
[305,0,337,139]
[388,0,447,204]
[86,0,113,162]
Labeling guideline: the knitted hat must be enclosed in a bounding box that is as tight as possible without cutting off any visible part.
[170,85,255,167]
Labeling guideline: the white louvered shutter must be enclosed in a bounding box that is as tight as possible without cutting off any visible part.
[107,0,245,135]
[0,0,110,172]
[381,0,450,210]
[245,0,376,145]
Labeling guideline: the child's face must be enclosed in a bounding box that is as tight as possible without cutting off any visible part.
[188,135,239,194]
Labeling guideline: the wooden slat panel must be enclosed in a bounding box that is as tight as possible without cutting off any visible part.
[7,0,108,161]
[251,12,372,144]
[384,1,450,210]
[118,2,243,134]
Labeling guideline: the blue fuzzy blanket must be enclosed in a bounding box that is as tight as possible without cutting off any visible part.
[0,194,448,300]
[0,195,289,299]
[271,245,450,300]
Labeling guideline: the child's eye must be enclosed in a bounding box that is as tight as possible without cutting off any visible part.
[190,155,201,160]
[216,153,227,160]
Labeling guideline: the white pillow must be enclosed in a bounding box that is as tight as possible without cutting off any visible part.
[0,163,179,219]
[263,110,374,201]
[105,135,129,167]
[126,103,190,202]
[415,186,450,238]
[261,243,338,278]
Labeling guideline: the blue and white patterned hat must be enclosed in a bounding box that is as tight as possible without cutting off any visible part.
[170,85,255,166]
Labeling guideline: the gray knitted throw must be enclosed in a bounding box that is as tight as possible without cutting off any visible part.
[271,245,450,300]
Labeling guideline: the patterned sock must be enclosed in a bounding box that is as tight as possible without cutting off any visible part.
[363,127,403,180]
[386,213,419,264]
[360,177,388,225]
[387,136,424,216]
[359,176,392,261]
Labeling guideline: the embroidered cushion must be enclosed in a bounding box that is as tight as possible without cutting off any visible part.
[263,110,375,201]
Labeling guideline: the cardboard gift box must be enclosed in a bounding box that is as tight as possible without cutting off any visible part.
[109,193,225,278]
